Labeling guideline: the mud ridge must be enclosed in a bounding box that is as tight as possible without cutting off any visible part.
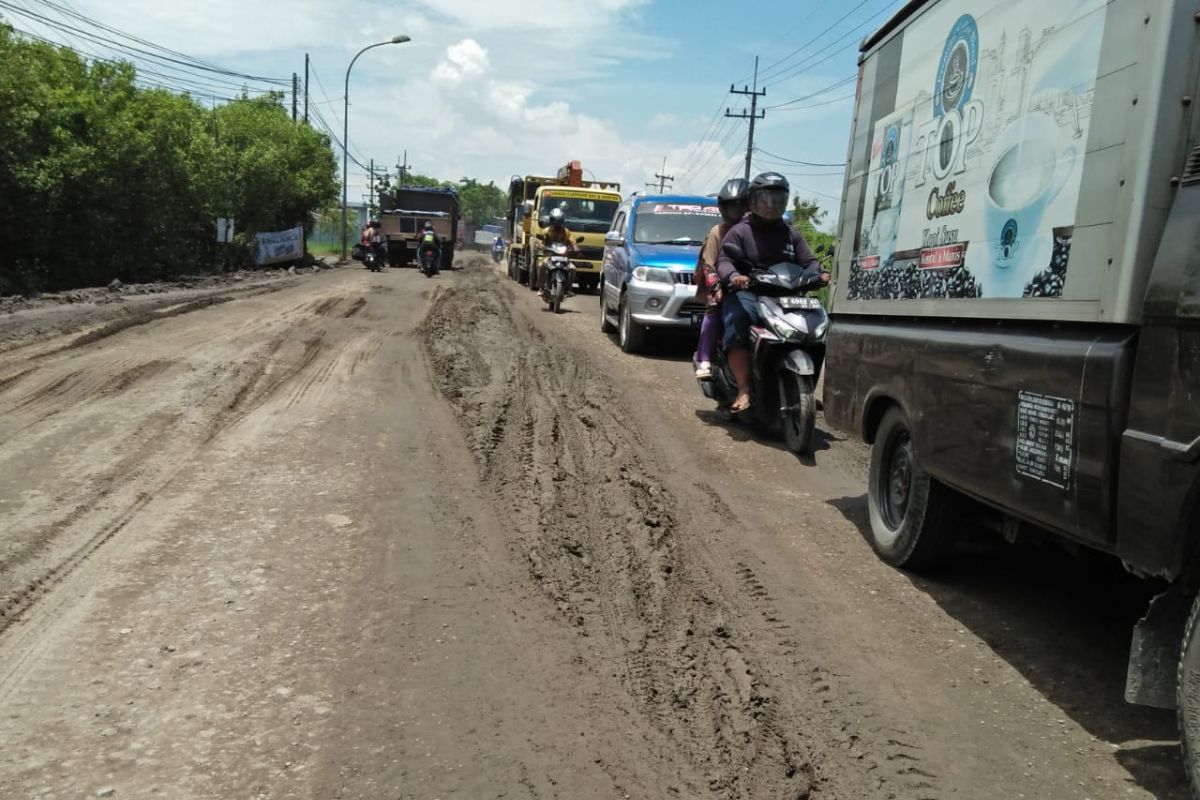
[418,274,818,799]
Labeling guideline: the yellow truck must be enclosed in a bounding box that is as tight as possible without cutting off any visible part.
[505,161,621,293]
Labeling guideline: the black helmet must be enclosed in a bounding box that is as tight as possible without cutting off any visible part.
[748,172,790,222]
[716,178,749,204]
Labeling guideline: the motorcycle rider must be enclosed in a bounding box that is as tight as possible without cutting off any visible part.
[715,172,830,413]
[694,177,749,378]
[534,207,580,293]
[368,218,388,267]
[418,221,441,269]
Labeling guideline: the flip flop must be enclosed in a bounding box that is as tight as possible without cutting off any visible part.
[731,397,753,414]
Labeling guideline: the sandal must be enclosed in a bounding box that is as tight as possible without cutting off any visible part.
[731,395,753,414]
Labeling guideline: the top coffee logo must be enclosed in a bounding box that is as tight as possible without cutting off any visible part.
[935,15,979,117]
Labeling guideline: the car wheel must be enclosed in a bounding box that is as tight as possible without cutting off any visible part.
[866,406,958,569]
[599,280,616,333]
[618,292,646,354]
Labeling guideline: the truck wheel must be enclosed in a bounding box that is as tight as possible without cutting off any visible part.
[1178,593,1200,795]
[779,373,816,454]
[599,279,616,333]
[618,293,646,354]
[867,406,958,569]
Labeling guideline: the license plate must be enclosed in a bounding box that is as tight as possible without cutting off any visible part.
[780,296,821,310]
[691,312,704,327]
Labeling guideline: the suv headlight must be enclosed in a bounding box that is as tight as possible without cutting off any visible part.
[632,266,672,284]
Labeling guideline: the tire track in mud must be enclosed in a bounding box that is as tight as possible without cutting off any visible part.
[420,273,819,799]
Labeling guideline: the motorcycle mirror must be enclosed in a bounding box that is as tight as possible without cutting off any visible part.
[523,200,534,215]
[827,245,836,259]
[722,242,746,261]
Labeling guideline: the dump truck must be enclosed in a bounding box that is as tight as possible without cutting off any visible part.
[823,0,1200,789]
[378,187,460,269]
[505,161,621,292]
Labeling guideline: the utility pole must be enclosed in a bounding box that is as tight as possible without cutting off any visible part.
[396,151,412,189]
[654,157,674,193]
[303,54,310,124]
[725,56,766,180]
[292,73,298,122]
[369,158,375,209]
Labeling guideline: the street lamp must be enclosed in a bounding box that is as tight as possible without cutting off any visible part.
[341,35,411,261]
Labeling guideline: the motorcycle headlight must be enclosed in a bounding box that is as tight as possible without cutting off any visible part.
[632,266,672,284]
[759,301,800,339]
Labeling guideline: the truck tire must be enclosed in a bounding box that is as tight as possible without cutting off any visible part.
[1178,593,1200,796]
[867,406,958,569]
[618,292,646,354]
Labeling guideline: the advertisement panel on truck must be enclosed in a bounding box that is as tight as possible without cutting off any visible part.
[850,0,1107,302]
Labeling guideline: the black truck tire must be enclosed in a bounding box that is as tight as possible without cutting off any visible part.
[866,406,958,569]
[1178,593,1200,797]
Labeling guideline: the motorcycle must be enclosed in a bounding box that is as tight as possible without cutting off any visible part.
[539,235,584,314]
[491,240,505,263]
[364,241,385,272]
[419,243,440,278]
[696,241,830,454]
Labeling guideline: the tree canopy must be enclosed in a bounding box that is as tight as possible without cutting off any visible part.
[0,23,338,294]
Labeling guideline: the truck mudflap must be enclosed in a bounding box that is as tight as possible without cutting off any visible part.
[1126,589,1190,709]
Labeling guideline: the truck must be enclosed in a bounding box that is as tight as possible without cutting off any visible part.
[505,161,622,292]
[378,186,460,269]
[823,0,1200,788]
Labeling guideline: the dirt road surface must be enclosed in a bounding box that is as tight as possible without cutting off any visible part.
[0,257,1186,799]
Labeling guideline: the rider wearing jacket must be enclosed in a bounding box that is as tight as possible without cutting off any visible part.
[419,222,441,266]
[715,172,829,413]
[535,207,579,292]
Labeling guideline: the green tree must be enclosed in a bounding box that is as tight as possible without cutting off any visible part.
[455,177,506,227]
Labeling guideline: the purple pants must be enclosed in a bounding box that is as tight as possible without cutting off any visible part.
[696,306,722,363]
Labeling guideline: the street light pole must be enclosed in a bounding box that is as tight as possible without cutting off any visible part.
[341,35,411,261]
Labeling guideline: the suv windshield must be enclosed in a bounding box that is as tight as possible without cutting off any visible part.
[538,195,619,233]
[632,203,720,244]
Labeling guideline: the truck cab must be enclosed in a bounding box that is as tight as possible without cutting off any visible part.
[530,185,621,293]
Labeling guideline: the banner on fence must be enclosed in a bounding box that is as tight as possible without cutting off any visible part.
[254,226,304,266]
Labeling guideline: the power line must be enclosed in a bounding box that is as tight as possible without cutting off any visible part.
[17,0,291,83]
[771,92,855,113]
[752,0,876,85]
[754,147,846,168]
[725,57,766,180]
[766,76,857,110]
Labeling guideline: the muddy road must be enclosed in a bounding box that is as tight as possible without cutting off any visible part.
[0,258,1185,799]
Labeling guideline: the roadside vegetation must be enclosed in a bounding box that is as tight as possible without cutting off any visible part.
[0,22,339,295]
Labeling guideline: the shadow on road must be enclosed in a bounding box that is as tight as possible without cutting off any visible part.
[693,408,837,462]
[827,493,1187,798]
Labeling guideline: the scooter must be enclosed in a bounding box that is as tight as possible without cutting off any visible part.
[696,242,829,454]
[540,236,584,314]
[492,240,505,263]
[419,244,440,278]
[364,241,385,272]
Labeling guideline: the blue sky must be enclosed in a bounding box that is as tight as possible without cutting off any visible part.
[6,0,909,227]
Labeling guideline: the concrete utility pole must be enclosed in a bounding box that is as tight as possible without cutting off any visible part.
[396,151,412,190]
[654,157,674,193]
[303,54,310,124]
[726,57,766,180]
[369,158,375,209]
[292,73,298,122]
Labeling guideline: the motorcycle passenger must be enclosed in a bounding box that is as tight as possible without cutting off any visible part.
[535,207,579,292]
[715,172,830,414]
[418,222,441,268]
[694,177,749,379]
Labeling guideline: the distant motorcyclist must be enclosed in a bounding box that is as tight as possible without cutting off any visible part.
[418,221,441,266]
[715,172,829,413]
[535,207,579,291]
[491,235,506,262]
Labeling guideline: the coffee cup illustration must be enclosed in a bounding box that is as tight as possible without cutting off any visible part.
[984,113,1077,296]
